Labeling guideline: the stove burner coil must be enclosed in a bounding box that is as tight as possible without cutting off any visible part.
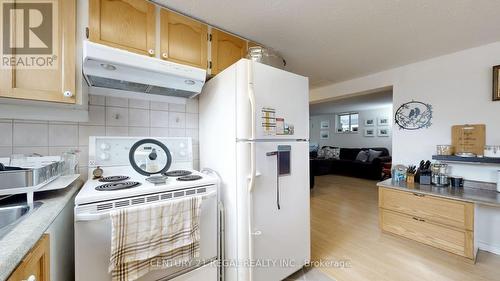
[98,176,130,182]
[95,181,141,191]
[176,175,202,181]
[163,170,192,177]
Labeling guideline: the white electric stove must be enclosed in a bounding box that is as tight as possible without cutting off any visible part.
[74,136,220,281]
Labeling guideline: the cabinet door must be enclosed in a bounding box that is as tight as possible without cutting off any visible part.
[89,0,156,56]
[8,234,50,281]
[210,29,247,75]
[160,10,208,69]
[0,0,76,104]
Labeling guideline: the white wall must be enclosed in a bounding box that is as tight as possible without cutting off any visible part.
[310,107,393,152]
[310,41,500,255]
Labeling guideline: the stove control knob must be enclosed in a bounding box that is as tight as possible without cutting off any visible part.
[100,143,110,150]
[179,142,186,148]
[100,153,110,160]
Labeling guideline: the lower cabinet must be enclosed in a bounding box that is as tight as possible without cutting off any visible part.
[379,187,476,260]
[7,234,50,281]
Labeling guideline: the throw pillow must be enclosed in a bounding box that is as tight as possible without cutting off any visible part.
[331,147,340,159]
[355,150,370,162]
[317,147,325,158]
[368,149,383,162]
[318,147,340,159]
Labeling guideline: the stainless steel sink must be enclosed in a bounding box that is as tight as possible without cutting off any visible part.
[0,202,42,239]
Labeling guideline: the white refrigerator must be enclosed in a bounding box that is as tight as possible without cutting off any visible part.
[200,59,310,281]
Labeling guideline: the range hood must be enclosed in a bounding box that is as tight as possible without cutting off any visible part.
[82,41,206,103]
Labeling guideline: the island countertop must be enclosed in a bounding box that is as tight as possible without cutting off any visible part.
[377,178,500,207]
[0,179,83,281]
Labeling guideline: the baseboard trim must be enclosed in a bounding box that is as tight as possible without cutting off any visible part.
[477,241,500,256]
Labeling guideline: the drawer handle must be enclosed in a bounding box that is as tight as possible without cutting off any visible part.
[413,193,425,197]
[412,216,425,222]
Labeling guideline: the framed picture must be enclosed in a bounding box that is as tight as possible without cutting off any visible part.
[364,128,375,137]
[320,120,330,129]
[320,130,330,139]
[364,119,375,127]
[493,65,500,101]
[378,117,390,126]
[378,128,390,137]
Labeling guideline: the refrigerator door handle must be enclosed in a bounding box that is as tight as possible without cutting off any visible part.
[266,151,281,210]
[248,62,257,281]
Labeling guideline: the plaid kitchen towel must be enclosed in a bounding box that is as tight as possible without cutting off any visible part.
[109,196,202,281]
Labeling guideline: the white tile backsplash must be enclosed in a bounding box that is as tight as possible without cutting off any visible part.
[150,127,169,137]
[106,107,129,126]
[13,146,49,156]
[13,123,48,146]
[129,99,150,109]
[49,124,78,146]
[186,99,198,113]
[86,105,105,126]
[129,108,150,127]
[169,128,186,137]
[169,103,186,113]
[150,110,169,128]
[106,97,128,107]
[89,95,105,106]
[128,127,150,137]
[186,113,198,129]
[106,126,128,136]
[169,112,186,128]
[0,147,12,157]
[150,101,169,111]
[5,95,199,170]
[79,125,105,146]
[0,122,13,146]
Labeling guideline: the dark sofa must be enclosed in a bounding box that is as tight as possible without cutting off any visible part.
[310,147,391,180]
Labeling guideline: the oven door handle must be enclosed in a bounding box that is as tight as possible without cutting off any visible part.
[75,191,218,222]
[75,212,109,222]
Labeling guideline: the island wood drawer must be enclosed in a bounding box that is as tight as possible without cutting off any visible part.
[380,209,474,259]
[379,187,474,230]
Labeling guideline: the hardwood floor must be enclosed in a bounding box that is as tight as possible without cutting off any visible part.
[310,175,500,281]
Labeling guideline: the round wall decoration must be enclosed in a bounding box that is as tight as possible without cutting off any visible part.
[394,100,433,130]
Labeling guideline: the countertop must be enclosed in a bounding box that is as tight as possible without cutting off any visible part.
[377,179,500,207]
[0,179,83,281]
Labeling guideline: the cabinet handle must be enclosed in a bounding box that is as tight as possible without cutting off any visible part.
[63,91,73,98]
[413,193,425,197]
[148,49,155,56]
[27,275,36,281]
[162,53,168,59]
[412,216,425,222]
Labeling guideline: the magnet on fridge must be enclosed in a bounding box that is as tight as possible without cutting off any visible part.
[276,118,285,135]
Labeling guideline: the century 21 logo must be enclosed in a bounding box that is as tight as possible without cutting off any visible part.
[2,1,53,54]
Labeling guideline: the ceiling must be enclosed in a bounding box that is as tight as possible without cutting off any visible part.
[155,0,500,86]
[310,90,392,115]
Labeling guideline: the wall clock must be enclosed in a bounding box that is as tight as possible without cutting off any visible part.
[395,101,433,130]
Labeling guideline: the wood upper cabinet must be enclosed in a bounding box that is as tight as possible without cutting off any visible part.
[8,234,50,281]
[210,29,247,75]
[160,10,208,69]
[0,0,76,104]
[89,0,156,56]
